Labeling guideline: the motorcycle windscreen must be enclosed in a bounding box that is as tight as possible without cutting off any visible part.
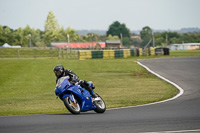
[55,76,70,96]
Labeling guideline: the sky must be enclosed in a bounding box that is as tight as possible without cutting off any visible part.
[0,0,200,31]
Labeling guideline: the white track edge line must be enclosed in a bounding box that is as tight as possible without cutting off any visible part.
[142,129,200,133]
[107,61,184,111]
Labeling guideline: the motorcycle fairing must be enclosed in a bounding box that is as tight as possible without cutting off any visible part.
[55,78,96,111]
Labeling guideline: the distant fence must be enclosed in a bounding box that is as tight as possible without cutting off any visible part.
[0,47,169,59]
[0,48,58,58]
[0,48,78,59]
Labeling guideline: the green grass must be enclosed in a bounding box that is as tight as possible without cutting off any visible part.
[170,50,200,57]
[0,58,178,116]
[0,49,199,116]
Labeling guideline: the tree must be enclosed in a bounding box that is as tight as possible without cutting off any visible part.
[0,25,7,45]
[106,21,132,47]
[45,11,59,32]
[14,27,25,46]
[23,25,33,47]
[44,11,60,46]
[140,26,153,47]
[154,33,165,46]
[31,29,42,47]
[13,25,41,47]
[107,34,120,40]
[65,27,79,42]
[106,21,131,39]
[160,32,180,45]
[2,26,15,46]
[122,37,133,47]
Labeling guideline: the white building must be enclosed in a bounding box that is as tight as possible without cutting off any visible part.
[168,43,200,50]
[2,43,21,48]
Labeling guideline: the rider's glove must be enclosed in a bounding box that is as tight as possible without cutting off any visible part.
[78,80,84,84]
[75,82,79,86]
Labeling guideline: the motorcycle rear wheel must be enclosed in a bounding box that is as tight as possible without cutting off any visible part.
[63,96,80,114]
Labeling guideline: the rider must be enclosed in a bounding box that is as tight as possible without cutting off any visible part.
[53,64,98,98]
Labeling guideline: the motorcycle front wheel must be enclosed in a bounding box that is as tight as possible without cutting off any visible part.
[94,94,106,113]
[63,96,80,114]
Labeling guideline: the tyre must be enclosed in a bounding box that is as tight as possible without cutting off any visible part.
[63,96,80,114]
[94,94,106,113]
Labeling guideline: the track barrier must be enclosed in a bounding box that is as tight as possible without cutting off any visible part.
[0,47,168,59]
[78,47,159,60]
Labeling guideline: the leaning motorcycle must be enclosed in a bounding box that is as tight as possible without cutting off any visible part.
[55,76,106,114]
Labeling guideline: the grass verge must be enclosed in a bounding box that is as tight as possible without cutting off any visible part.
[0,57,179,116]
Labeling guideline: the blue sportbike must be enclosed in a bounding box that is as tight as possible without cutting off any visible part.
[55,76,106,114]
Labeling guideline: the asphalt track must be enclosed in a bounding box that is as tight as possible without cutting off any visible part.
[0,57,200,133]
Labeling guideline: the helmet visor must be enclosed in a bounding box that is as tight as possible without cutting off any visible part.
[54,71,61,77]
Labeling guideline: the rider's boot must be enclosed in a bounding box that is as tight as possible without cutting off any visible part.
[91,91,98,98]
[84,85,98,98]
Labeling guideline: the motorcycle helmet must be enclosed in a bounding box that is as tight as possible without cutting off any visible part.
[53,64,65,78]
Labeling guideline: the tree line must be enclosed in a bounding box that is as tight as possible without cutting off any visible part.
[137,26,200,48]
[0,11,200,48]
